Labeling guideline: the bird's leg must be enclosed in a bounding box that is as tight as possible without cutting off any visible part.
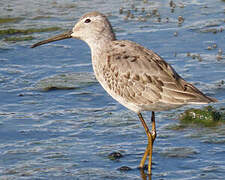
[138,113,153,174]
[151,111,157,142]
[148,111,156,175]
[138,112,156,175]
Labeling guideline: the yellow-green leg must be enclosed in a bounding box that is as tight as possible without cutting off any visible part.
[138,112,157,175]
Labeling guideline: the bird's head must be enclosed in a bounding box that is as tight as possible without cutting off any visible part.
[31,11,115,48]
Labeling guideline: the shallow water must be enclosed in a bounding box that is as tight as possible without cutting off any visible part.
[0,0,225,179]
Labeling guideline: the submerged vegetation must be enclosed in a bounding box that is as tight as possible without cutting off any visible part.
[0,27,61,43]
[178,106,225,127]
[0,27,61,35]
[35,73,97,91]
[0,17,23,24]
[4,36,34,42]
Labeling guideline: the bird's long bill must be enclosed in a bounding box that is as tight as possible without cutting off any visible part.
[31,30,73,48]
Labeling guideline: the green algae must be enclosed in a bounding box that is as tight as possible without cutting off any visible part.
[0,27,61,35]
[179,106,225,127]
[4,36,34,42]
[1,27,61,42]
[32,16,52,20]
[0,17,23,24]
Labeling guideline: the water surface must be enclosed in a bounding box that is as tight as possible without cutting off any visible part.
[0,0,225,179]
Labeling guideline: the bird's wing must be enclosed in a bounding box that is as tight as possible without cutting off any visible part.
[102,40,215,108]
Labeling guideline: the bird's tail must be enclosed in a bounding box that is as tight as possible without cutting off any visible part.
[205,96,218,103]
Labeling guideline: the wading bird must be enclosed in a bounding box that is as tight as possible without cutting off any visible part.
[31,11,217,175]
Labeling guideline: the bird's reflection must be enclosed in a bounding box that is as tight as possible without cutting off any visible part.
[140,168,152,180]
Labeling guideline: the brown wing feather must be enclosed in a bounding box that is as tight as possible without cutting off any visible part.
[102,40,217,108]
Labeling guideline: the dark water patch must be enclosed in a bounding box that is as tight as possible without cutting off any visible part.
[0,48,11,52]
[117,166,132,171]
[52,2,77,9]
[18,92,41,97]
[108,151,123,160]
[32,16,52,20]
[202,137,225,144]
[160,146,199,158]
[44,152,69,160]
[35,72,97,91]
[200,27,224,33]
[166,123,187,131]
[188,19,225,33]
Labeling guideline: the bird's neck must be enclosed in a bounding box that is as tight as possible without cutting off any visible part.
[88,37,113,75]
[88,34,115,56]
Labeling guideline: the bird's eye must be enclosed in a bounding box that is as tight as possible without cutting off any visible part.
[84,18,91,23]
